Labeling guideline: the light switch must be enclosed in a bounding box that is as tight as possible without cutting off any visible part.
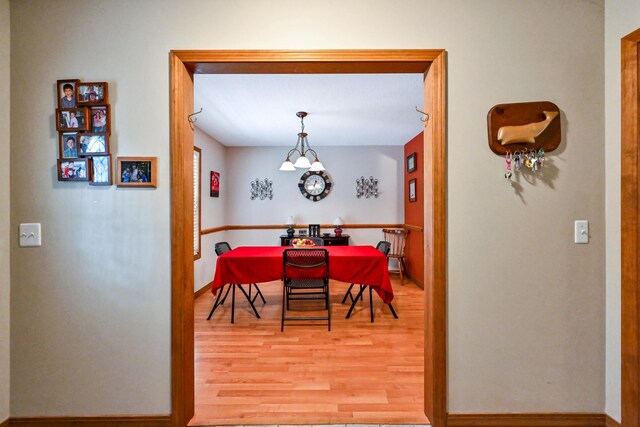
[574,220,588,244]
[19,223,42,247]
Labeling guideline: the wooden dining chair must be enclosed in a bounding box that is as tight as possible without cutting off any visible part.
[207,241,266,323]
[282,248,331,331]
[341,241,398,322]
[382,228,409,285]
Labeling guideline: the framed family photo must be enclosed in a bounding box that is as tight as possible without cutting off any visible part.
[77,82,108,105]
[78,133,109,156]
[91,155,112,186]
[89,105,110,134]
[409,178,417,202]
[57,158,90,181]
[59,132,79,159]
[116,156,157,188]
[56,107,89,131]
[407,152,417,173]
[57,79,80,108]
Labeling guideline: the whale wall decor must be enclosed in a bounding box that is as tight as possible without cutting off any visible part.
[487,101,561,155]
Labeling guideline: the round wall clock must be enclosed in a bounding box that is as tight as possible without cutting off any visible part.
[298,170,332,201]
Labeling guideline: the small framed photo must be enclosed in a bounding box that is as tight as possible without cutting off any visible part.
[91,155,112,186]
[77,82,108,105]
[210,171,220,197]
[409,178,417,202]
[57,158,90,181]
[89,105,110,134]
[56,107,89,131]
[59,132,79,159]
[117,156,157,188]
[78,133,109,156]
[57,79,79,108]
[407,152,417,173]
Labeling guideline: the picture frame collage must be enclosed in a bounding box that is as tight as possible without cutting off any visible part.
[56,79,112,185]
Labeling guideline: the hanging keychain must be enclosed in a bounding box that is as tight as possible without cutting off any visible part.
[504,150,513,182]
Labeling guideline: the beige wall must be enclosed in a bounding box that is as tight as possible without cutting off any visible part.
[1,0,10,422]
[194,127,227,292]
[9,0,605,417]
[604,1,640,422]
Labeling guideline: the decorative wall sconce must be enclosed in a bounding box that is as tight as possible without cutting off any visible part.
[356,176,378,198]
[250,178,273,200]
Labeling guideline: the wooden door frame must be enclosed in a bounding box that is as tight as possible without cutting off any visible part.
[622,28,640,427]
[169,49,448,427]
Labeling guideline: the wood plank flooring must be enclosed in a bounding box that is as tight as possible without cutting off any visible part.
[192,277,429,426]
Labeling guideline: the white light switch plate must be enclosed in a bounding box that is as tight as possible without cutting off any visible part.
[575,220,588,244]
[19,223,42,247]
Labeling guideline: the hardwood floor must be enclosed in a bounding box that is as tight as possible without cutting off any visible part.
[192,277,429,426]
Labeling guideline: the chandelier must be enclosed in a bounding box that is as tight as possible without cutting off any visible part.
[279,111,325,171]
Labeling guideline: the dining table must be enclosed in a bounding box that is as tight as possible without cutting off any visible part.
[211,245,395,322]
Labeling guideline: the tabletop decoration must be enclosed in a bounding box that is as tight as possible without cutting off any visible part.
[292,238,316,248]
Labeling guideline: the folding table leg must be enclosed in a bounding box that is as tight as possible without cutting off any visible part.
[341,283,356,303]
[345,285,367,319]
[388,302,399,319]
[237,284,261,319]
[252,283,266,304]
[369,286,374,323]
[231,284,236,324]
[207,284,231,320]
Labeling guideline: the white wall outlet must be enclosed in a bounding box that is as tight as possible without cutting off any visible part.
[574,220,589,244]
[19,223,42,247]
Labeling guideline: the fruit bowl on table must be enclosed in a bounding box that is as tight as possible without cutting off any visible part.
[291,238,316,248]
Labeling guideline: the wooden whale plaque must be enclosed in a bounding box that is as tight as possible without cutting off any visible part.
[487,101,561,155]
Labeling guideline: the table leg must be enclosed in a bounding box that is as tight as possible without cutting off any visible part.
[237,284,261,319]
[345,285,367,319]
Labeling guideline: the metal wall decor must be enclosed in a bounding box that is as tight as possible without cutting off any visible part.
[356,176,378,198]
[250,178,273,200]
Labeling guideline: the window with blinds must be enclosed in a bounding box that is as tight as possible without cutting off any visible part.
[194,146,201,260]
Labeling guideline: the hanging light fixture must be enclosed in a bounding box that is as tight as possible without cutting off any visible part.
[279,111,325,172]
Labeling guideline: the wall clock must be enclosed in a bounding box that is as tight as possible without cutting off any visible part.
[298,170,332,201]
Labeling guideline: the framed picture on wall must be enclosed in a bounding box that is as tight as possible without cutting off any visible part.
[90,155,112,186]
[76,82,109,105]
[57,158,90,181]
[407,152,417,173]
[56,108,89,131]
[409,178,417,202]
[59,132,79,159]
[78,133,109,156]
[116,156,157,188]
[210,171,220,197]
[57,79,80,108]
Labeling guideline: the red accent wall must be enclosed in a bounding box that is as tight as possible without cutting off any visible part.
[404,132,424,287]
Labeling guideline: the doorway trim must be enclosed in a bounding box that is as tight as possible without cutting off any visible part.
[169,49,447,427]
[621,28,640,427]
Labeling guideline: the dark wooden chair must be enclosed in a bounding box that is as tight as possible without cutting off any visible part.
[207,241,266,323]
[282,248,331,331]
[341,240,398,322]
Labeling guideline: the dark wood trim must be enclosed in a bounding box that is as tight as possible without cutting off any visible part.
[447,413,605,427]
[171,49,447,427]
[194,281,212,299]
[606,414,622,427]
[8,415,171,426]
[201,223,413,235]
[193,146,202,261]
[622,27,640,427]
[1,418,8,427]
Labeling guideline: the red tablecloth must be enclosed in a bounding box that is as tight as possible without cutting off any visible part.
[211,246,394,303]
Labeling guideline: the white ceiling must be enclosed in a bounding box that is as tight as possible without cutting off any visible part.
[193,73,425,147]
